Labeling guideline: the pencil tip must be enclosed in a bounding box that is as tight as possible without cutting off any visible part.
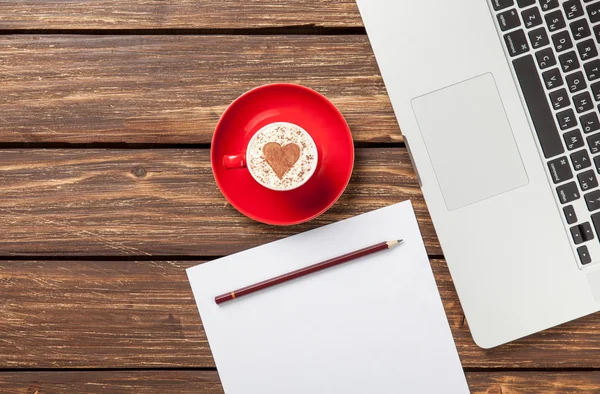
[398,239,403,243]
[386,240,403,248]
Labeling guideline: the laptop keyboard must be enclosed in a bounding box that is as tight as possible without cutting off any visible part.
[492,0,600,266]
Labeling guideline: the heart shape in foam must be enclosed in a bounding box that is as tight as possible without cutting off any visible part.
[263,142,301,179]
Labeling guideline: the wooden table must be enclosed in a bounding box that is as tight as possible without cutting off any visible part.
[1,2,600,393]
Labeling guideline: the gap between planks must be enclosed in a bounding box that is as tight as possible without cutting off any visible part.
[0,142,404,150]
[0,27,367,36]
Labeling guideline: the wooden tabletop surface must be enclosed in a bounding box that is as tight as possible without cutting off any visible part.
[1,2,600,393]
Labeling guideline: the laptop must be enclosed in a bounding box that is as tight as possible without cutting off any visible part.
[356,0,600,348]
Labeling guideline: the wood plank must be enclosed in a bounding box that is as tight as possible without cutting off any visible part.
[0,36,398,144]
[0,371,224,394]
[1,261,210,369]
[4,260,600,369]
[0,148,437,256]
[2,371,600,394]
[0,1,363,29]
[466,372,600,393]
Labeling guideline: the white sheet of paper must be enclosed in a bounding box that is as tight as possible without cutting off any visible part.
[187,201,470,394]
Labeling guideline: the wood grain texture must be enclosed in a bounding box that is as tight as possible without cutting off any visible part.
[2,371,600,394]
[1,261,209,369]
[0,148,437,256]
[0,1,363,29]
[466,372,600,393]
[3,260,600,369]
[0,371,224,394]
[0,35,399,144]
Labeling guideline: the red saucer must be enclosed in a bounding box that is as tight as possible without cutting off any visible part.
[211,83,354,226]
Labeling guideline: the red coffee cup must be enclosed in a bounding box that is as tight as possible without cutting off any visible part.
[211,83,354,225]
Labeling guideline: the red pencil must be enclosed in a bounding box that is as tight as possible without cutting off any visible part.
[215,239,403,305]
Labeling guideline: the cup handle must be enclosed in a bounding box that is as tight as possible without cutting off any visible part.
[223,154,247,169]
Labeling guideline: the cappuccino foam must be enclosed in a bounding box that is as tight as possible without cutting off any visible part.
[247,123,318,191]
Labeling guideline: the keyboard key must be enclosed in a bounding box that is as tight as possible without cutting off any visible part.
[564,128,584,150]
[587,2,600,23]
[594,24,600,43]
[513,55,564,158]
[492,0,515,10]
[529,27,550,48]
[594,155,600,173]
[564,0,585,19]
[577,245,592,265]
[585,189,600,210]
[504,30,531,56]
[564,205,578,224]
[572,149,592,170]
[540,0,559,12]
[498,9,522,31]
[582,221,596,241]
[545,10,566,31]
[557,181,581,203]
[557,108,577,129]
[566,71,587,93]
[522,7,543,28]
[559,51,580,73]
[578,169,598,190]
[536,47,556,69]
[581,111,600,133]
[518,0,536,6]
[571,224,584,244]
[570,18,591,40]
[548,156,574,183]
[550,88,570,109]
[587,132,600,153]
[593,83,600,101]
[553,30,573,52]
[584,59,600,81]
[542,68,564,89]
[574,91,593,113]
[592,211,600,234]
[577,39,598,61]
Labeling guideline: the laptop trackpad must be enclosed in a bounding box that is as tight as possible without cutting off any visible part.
[411,73,529,211]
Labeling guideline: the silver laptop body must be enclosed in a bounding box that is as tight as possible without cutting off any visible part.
[356,0,600,348]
